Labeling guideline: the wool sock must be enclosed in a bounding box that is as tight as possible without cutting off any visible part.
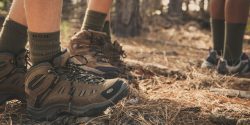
[223,23,246,66]
[0,19,27,54]
[28,31,61,65]
[82,10,107,31]
[211,19,225,56]
[102,21,111,36]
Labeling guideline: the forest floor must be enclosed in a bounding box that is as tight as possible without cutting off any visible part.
[0,21,250,125]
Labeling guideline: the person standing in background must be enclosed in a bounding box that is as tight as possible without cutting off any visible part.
[202,0,250,76]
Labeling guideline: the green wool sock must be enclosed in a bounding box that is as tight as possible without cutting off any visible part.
[223,23,246,66]
[0,19,27,54]
[211,19,225,56]
[82,10,107,31]
[28,31,61,65]
[102,21,111,36]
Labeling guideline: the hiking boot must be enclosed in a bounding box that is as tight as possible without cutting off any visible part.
[201,50,220,68]
[25,50,128,120]
[0,51,27,105]
[68,30,126,79]
[217,53,250,76]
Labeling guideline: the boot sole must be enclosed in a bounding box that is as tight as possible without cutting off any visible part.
[0,93,25,105]
[27,83,129,121]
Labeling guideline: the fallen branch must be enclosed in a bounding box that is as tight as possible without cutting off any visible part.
[210,88,250,99]
[124,59,187,80]
[209,114,238,125]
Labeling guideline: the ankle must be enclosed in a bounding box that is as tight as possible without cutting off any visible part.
[82,10,107,31]
[28,31,61,65]
[227,60,240,66]
[0,19,27,54]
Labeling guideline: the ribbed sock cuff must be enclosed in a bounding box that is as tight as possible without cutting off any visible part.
[28,31,61,65]
[82,10,107,31]
[28,31,60,41]
[3,19,27,35]
[0,19,27,54]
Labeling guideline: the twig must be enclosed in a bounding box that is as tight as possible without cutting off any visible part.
[125,59,187,80]
[210,88,250,99]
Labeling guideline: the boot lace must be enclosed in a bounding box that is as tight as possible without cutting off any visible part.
[25,50,32,68]
[53,53,105,84]
[108,40,127,64]
[90,35,126,65]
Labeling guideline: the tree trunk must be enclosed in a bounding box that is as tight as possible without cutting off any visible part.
[168,0,183,17]
[199,0,210,22]
[113,0,141,37]
[184,0,190,12]
[141,0,162,16]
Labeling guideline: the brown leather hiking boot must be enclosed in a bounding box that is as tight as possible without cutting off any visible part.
[25,50,128,121]
[68,30,126,79]
[0,51,27,105]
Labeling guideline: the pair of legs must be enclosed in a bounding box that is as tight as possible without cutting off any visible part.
[0,0,128,121]
[9,0,111,32]
[211,0,250,65]
[0,0,113,64]
[1,0,123,80]
[202,0,250,74]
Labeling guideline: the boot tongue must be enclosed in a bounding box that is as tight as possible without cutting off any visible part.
[52,50,70,67]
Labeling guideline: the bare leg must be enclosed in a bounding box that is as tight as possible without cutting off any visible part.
[225,0,250,23]
[8,0,27,26]
[210,0,225,55]
[24,0,62,32]
[24,0,62,64]
[210,0,225,20]
[88,0,112,13]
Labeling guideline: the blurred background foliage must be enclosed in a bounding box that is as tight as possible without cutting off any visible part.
[0,0,249,36]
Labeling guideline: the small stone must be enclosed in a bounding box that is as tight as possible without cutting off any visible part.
[104,107,112,115]
[127,97,139,104]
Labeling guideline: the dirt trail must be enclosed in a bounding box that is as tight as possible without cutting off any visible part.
[116,24,250,125]
[0,24,249,125]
